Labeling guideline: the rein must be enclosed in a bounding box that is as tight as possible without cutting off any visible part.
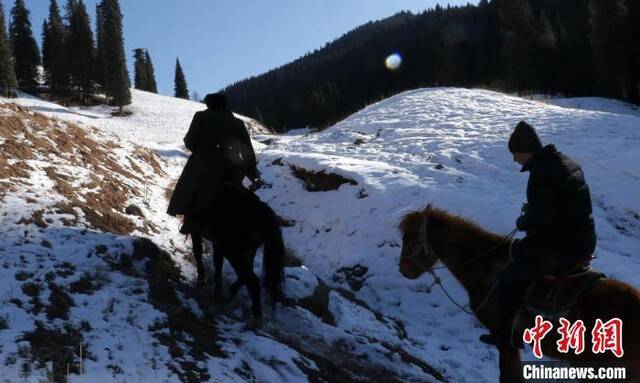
[416,211,519,315]
[427,239,517,315]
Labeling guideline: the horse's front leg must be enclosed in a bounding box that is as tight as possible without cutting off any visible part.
[498,345,523,383]
[191,233,205,286]
[227,258,262,319]
[213,244,224,298]
[227,277,244,302]
[245,270,261,319]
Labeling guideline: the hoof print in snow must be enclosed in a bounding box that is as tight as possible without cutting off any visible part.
[353,138,366,145]
[289,165,357,192]
[434,163,445,170]
[357,188,369,199]
[285,269,335,325]
[334,264,368,291]
[377,240,400,248]
[125,204,145,218]
[276,214,296,228]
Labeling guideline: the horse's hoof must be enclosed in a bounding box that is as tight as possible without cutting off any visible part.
[246,316,263,330]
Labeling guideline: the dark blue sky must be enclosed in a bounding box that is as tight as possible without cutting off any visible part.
[20,0,474,97]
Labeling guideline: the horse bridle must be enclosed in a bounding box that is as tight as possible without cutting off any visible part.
[412,208,519,315]
[418,209,434,261]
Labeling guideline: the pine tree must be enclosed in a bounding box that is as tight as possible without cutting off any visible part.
[589,0,632,100]
[66,0,95,97]
[0,0,17,93]
[495,0,539,91]
[100,0,130,112]
[174,58,189,99]
[132,48,147,91]
[9,0,40,90]
[144,49,157,93]
[626,0,640,102]
[42,0,68,96]
[41,19,49,72]
[94,2,106,88]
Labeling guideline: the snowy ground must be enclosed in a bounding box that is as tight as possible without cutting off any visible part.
[1,88,639,382]
[541,95,640,118]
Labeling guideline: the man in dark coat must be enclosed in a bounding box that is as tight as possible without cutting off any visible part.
[167,93,259,230]
[481,121,597,347]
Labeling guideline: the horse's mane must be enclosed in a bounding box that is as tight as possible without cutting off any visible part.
[399,211,422,234]
[400,206,505,244]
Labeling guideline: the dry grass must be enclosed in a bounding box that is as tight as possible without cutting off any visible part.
[134,146,165,176]
[52,203,79,227]
[19,322,88,383]
[46,283,74,320]
[82,209,135,236]
[164,179,177,202]
[1,102,168,235]
[17,210,47,228]
[44,167,76,200]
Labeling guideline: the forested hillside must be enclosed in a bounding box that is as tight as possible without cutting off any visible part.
[222,0,640,132]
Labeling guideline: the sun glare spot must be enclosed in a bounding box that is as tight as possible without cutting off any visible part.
[385,53,402,70]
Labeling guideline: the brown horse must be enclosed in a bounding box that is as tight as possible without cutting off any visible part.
[398,205,639,383]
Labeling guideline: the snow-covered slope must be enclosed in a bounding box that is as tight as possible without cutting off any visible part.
[546,97,640,118]
[2,87,639,382]
[0,91,445,383]
[12,89,271,151]
[253,88,640,382]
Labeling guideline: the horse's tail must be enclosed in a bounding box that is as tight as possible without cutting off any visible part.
[260,202,285,303]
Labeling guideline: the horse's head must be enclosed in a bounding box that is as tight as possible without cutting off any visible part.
[398,205,438,279]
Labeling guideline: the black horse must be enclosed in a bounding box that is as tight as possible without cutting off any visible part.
[188,183,285,319]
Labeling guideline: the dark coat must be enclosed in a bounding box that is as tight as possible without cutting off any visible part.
[517,144,596,259]
[167,108,257,216]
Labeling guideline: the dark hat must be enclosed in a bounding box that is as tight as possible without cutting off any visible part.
[508,121,543,153]
[204,93,227,110]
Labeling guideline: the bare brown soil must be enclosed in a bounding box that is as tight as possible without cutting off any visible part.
[289,165,358,192]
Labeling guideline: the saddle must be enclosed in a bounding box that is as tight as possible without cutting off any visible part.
[521,257,606,319]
